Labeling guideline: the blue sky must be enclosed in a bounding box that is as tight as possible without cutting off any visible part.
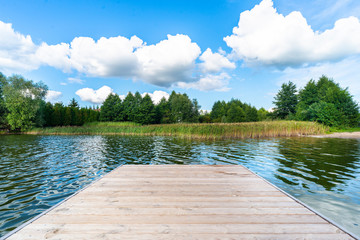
[1,0,360,110]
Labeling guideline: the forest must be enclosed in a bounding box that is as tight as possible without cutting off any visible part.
[272,75,359,127]
[0,72,359,132]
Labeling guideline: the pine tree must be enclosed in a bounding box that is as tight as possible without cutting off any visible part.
[273,81,298,119]
[63,107,72,126]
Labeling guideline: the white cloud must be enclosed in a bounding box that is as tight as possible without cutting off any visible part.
[177,73,231,92]
[69,36,143,77]
[278,56,360,102]
[68,77,85,84]
[135,34,201,87]
[199,48,235,73]
[46,90,62,102]
[36,42,71,72]
[75,86,114,104]
[0,21,232,92]
[0,21,39,73]
[38,36,143,77]
[0,21,235,92]
[141,90,170,104]
[224,0,360,66]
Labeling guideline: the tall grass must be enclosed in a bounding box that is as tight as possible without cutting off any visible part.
[26,121,328,139]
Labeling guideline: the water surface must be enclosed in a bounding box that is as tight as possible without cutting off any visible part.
[0,135,359,237]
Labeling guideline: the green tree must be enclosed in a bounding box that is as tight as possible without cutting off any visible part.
[199,112,211,123]
[307,101,341,127]
[63,107,72,126]
[244,104,258,122]
[168,91,199,123]
[123,92,136,121]
[227,104,246,122]
[3,75,48,131]
[0,73,8,128]
[211,100,227,122]
[68,98,80,126]
[297,76,359,127]
[100,94,122,121]
[273,81,298,119]
[190,99,200,123]
[34,100,46,127]
[52,103,64,126]
[155,97,171,123]
[43,102,54,127]
[131,92,143,122]
[134,94,156,124]
[258,108,269,121]
[69,98,79,108]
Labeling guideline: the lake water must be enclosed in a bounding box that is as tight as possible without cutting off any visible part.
[0,135,359,237]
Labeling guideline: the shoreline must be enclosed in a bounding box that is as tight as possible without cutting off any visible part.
[0,121,327,140]
[310,131,360,139]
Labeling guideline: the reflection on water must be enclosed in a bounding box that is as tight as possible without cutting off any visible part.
[0,135,359,237]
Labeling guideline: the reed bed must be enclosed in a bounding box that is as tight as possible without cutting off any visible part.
[26,121,328,140]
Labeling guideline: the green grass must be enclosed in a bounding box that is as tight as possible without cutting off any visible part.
[83,121,141,127]
[0,130,7,135]
[327,126,360,133]
[25,121,328,140]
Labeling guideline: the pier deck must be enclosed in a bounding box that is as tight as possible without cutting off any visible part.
[6,165,354,239]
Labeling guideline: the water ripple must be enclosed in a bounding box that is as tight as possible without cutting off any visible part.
[0,135,359,237]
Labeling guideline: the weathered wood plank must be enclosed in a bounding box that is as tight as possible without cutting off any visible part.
[6,165,354,239]
[9,233,351,240]
[51,207,314,215]
[11,223,347,234]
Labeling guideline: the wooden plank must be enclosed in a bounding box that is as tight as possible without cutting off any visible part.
[51,207,315,215]
[9,233,351,240]
[6,165,354,239]
[56,201,305,208]
[10,223,346,234]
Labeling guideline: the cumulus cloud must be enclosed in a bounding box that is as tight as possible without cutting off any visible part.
[224,0,360,67]
[38,36,143,77]
[0,21,39,73]
[135,34,201,86]
[45,90,62,102]
[141,90,170,104]
[75,85,114,104]
[36,42,71,72]
[0,20,231,91]
[177,73,231,92]
[199,48,235,73]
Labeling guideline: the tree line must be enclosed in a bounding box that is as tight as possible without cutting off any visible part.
[1,72,358,131]
[100,91,200,124]
[207,99,268,123]
[273,75,359,127]
[0,74,100,131]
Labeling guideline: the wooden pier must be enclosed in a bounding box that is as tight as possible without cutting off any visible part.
[6,165,354,239]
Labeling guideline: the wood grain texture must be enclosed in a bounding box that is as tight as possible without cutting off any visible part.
[7,165,354,239]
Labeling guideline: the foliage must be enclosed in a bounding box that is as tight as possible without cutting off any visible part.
[210,99,260,123]
[199,112,211,123]
[0,73,7,128]
[296,76,359,127]
[2,75,48,131]
[27,121,328,140]
[307,101,341,127]
[273,81,298,119]
[258,108,270,121]
[99,90,200,125]
[168,91,200,123]
[100,94,122,122]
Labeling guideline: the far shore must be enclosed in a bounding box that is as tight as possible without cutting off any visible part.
[0,121,328,140]
[311,131,360,139]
